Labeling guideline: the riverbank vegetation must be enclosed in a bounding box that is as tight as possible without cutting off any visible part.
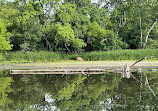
[1,49,158,63]
[0,0,158,62]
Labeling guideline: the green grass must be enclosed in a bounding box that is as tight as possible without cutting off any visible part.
[4,51,60,63]
[81,49,158,61]
[1,49,158,63]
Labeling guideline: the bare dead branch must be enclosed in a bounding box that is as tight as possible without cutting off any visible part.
[143,19,157,48]
[131,56,154,67]
[131,57,146,67]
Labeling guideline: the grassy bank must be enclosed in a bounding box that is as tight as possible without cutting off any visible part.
[82,49,158,61]
[3,51,60,63]
[1,49,158,63]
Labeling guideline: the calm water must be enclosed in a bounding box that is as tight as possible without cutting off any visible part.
[0,70,158,111]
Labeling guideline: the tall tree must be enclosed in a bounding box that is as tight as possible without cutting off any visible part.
[0,19,12,52]
[110,0,158,49]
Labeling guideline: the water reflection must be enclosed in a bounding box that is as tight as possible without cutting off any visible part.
[0,70,158,110]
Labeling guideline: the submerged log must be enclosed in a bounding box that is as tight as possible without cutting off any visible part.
[10,68,135,74]
[121,56,156,78]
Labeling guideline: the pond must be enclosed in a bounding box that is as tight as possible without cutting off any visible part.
[0,70,158,111]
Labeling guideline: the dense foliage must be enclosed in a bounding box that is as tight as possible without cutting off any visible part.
[0,0,157,53]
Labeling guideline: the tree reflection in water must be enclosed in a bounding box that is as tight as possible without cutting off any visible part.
[0,70,158,110]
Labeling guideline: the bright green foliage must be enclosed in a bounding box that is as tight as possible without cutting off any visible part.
[55,3,77,24]
[19,0,40,23]
[55,23,75,44]
[86,21,104,51]
[0,19,12,52]
[54,23,86,52]
[0,0,157,53]
[86,21,126,51]
[0,5,19,27]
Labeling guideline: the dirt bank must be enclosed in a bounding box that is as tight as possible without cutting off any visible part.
[0,61,158,70]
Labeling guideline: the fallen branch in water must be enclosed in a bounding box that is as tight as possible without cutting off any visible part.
[121,56,154,78]
[131,57,146,67]
[131,56,154,67]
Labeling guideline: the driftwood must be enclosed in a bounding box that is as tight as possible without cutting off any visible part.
[131,56,155,67]
[131,57,146,67]
[121,56,154,78]
[122,64,130,78]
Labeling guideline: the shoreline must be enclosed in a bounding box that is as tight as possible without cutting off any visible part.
[0,61,158,70]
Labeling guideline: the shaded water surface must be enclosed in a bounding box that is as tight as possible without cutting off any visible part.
[0,70,158,111]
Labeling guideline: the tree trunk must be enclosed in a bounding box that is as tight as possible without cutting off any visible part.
[139,14,143,48]
[143,19,157,48]
[123,11,126,26]
[44,36,53,51]
[64,43,70,53]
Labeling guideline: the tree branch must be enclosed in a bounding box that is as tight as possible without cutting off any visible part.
[139,14,143,48]
[64,43,70,52]
[143,19,157,48]
[131,57,146,67]
[44,36,53,51]
[131,56,154,67]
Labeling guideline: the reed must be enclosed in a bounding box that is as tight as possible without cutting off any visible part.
[3,49,158,63]
[81,49,158,61]
[4,51,60,63]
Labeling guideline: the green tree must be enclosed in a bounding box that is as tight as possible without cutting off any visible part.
[0,19,12,52]
[14,18,43,51]
[110,0,158,49]
[86,21,105,51]
[55,3,77,25]
[86,21,126,51]
[54,23,86,52]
